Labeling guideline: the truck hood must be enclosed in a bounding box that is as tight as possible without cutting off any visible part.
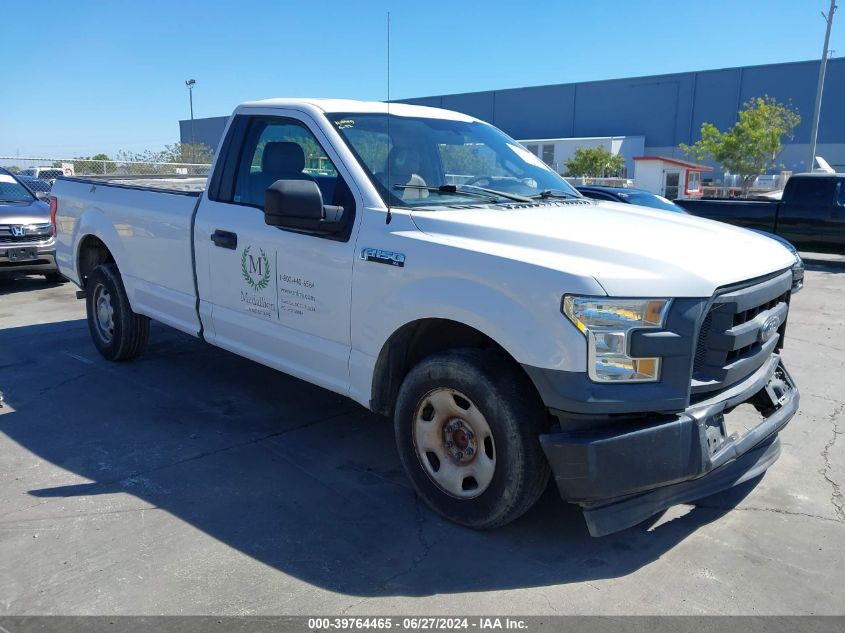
[0,199,50,225]
[409,199,796,297]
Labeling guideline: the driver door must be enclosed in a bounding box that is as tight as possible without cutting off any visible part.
[194,112,360,395]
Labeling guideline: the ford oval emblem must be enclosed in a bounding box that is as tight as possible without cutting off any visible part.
[759,315,780,343]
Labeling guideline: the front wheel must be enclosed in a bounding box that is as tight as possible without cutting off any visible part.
[394,349,550,529]
[85,263,149,361]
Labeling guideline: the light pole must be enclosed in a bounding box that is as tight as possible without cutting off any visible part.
[185,79,196,164]
[807,1,837,171]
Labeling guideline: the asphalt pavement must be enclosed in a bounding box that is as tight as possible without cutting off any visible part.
[0,268,843,615]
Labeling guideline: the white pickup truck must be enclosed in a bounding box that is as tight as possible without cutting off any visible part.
[52,99,801,536]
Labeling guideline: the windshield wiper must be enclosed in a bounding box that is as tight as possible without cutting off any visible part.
[531,189,579,199]
[393,183,533,203]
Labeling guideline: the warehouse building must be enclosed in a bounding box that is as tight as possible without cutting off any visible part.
[181,57,845,176]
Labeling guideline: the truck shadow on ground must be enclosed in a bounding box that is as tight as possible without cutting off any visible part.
[0,319,759,597]
[0,275,67,296]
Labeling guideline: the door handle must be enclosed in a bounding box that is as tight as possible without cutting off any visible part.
[211,229,237,250]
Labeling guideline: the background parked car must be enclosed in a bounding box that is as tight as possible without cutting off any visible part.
[18,167,64,184]
[577,185,804,292]
[0,167,62,282]
[16,174,53,196]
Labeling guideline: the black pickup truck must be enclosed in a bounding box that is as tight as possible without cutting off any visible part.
[677,173,845,253]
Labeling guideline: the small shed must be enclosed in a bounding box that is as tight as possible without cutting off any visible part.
[633,156,712,200]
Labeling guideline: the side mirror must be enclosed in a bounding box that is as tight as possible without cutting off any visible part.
[264,180,345,233]
[35,191,50,201]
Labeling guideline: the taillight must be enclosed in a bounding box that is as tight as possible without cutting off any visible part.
[49,196,58,236]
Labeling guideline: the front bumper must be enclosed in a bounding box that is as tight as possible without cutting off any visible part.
[0,244,57,274]
[540,354,799,536]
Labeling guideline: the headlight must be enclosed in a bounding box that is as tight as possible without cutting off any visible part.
[562,296,672,382]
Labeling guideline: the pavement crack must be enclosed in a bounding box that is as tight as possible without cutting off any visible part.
[0,505,162,526]
[820,402,845,522]
[36,372,87,396]
[376,494,435,588]
[694,503,841,523]
[341,493,436,614]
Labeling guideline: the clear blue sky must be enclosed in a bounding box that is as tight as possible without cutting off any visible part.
[2,0,842,158]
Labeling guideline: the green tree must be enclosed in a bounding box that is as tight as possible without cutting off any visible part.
[164,142,215,165]
[564,146,625,177]
[680,95,800,193]
[114,143,215,175]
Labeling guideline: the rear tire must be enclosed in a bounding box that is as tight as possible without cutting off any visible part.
[394,348,550,529]
[44,272,64,283]
[85,263,149,361]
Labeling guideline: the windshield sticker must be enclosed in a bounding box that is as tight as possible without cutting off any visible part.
[334,119,355,130]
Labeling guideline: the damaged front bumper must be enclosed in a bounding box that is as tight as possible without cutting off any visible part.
[540,354,799,536]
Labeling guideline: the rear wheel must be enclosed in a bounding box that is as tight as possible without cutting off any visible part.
[43,272,64,283]
[85,263,149,361]
[394,348,550,529]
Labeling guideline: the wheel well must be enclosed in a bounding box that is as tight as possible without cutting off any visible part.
[77,235,114,286]
[370,318,534,417]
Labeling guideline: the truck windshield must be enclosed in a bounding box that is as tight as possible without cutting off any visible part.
[0,173,36,203]
[327,113,580,207]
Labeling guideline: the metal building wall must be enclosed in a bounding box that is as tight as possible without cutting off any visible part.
[180,58,845,172]
[399,58,845,172]
[178,116,230,155]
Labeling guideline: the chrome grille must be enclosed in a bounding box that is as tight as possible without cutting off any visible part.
[0,223,53,244]
[692,270,792,396]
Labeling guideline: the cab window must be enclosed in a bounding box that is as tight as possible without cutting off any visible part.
[232,118,344,210]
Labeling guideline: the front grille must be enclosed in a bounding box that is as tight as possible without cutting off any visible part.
[692,270,792,397]
[0,224,53,245]
[0,234,53,244]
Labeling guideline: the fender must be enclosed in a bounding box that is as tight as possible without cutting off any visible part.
[74,207,131,291]
[348,274,596,409]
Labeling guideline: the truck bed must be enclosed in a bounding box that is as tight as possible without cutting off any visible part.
[62,175,208,194]
[676,197,779,233]
[53,176,202,336]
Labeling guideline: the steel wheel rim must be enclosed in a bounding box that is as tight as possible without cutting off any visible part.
[412,387,496,499]
[93,284,115,344]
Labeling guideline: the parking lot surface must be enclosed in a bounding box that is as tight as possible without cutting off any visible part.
[0,269,843,615]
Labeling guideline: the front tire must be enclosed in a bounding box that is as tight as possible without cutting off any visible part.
[394,349,550,529]
[85,263,149,361]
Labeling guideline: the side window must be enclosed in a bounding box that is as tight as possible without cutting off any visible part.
[836,181,845,207]
[541,144,555,169]
[787,177,836,206]
[232,118,341,208]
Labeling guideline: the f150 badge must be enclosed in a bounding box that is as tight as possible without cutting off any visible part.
[360,248,405,267]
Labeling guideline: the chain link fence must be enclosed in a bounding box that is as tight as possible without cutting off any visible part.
[0,156,212,182]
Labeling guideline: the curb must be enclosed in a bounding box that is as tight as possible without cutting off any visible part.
[800,254,845,269]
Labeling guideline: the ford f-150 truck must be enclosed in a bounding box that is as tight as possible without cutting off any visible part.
[677,172,845,253]
[51,99,800,536]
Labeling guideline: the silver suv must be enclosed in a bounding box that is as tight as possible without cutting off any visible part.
[0,168,61,281]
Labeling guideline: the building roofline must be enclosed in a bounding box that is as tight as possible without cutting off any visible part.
[397,57,843,103]
[633,156,713,171]
[517,135,645,142]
